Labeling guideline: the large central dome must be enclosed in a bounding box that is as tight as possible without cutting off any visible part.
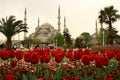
[40,23,53,29]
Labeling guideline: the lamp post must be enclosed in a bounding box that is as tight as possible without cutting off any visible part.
[103,31,105,46]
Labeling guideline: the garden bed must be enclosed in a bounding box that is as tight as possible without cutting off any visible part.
[0,48,120,80]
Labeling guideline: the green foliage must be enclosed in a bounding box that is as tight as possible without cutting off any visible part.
[32,38,41,45]
[21,72,37,80]
[75,32,91,48]
[97,28,108,45]
[63,28,73,49]
[54,33,64,47]
[54,66,63,80]
[97,27,120,45]
[75,37,83,48]
[21,38,34,49]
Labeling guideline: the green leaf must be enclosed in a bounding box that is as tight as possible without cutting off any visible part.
[22,74,28,80]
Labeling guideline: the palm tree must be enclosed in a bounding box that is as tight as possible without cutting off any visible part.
[98,5,120,44]
[0,15,28,49]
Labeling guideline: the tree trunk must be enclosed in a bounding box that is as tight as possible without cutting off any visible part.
[6,39,12,50]
[108,21,113,45]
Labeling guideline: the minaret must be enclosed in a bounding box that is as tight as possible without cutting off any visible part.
[58,6,61,33]
[37,17,40,27]
[64,16,66,32]
[24,8,27,40]
[96,20,98,36]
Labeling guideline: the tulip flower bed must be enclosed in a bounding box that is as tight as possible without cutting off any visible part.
[0,48,120,80]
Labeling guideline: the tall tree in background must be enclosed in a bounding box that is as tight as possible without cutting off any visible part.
[0,15,28,49]
[63,28,73,49]
[98,5,120,44]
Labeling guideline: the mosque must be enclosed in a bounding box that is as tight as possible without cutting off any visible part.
[12,6,99,49]
[23,6,66,43]
[12,6,68,49]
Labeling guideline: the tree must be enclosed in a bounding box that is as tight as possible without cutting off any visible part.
[63,28,73,49]
[0,15,28,49]
[54,33,64,47]
[21,38,34,49]
[98,5,120,44]
[33,38,41,45]
[97,27,120,45]
[75,37,83,48]
[108,27,120,44]
[80,32,91,48]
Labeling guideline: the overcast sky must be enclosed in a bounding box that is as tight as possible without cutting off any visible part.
[0,0,120,41]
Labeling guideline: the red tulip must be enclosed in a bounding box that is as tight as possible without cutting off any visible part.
[30,52,39,64]
[15,50,24,60]
[107,74,114,80]
[81,55,91,65]
[95,55,104,67]
[61,76,70,80]
[67,49,73,54]
[8,50,16,58]
[115,52,120,61]
[24,53,31,63]
[103,57,109,66]
[84,49,90,55]
[5,72,14,80]
[40,53,50,63]
[70,55,76,61]
[93,50,99,55]
[0,50,10,60]
[72,76,80,80]
[48,78,53,80]
[66,51,73,59]
[74,50,81,60]
[55,55,63,63]
[10,60,17,68]
[53,48,65,63]
[104,49,114,59]
[0,78,3,80]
